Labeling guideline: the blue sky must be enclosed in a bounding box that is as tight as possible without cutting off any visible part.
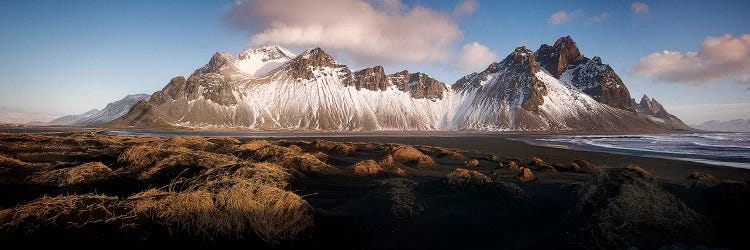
[1,0,749,124]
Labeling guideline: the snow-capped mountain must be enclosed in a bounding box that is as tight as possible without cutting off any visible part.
[110,37,689,132]
[48,94,150,126]
[692,119,750,132]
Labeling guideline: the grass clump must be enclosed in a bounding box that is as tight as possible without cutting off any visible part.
[377,178,424,218]
[388,146,437,168]
[353,159,383,176]
[445,168,492,190]
[27,162,112,187]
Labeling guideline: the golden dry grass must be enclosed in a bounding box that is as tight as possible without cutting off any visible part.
[353,159,383,176]
[280,153,338,174]
[445,168,492,189]
[164,136,216,151]
[311,140,355,156]
[517,167,537,182]
[388,146,438,168]
[239,140,271,151]
[118,145,238,180]
[0,194,130,238]
[130,171,313,243]
[464,159,480,167]
[0,154,51,184]
[27,162,112,187]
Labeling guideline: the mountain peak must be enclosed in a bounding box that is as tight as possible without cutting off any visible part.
[283,47,347,80]
[239,45,295,61]
[553,35,576,48]
[298,47,338,66]
[535,35,584,78]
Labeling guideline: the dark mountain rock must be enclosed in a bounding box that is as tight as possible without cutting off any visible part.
[352,66,389,91]
[535,36,585,78]
[535,36,635,112]
[284,48,348,80]
[389,71,447,100]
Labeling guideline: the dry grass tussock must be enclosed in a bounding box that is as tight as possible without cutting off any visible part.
[311,140,355,156]
[0,154,52,184]
[377,178,423,218]
[131,163,313,243]
[413,145,466,160]
[281,153,338,174]
[464,159,480,167]
[239,140,271,151]
[687,171,719,188]
[388,146,437,168]
[164,136,216,151]
[572,165,710,249]
[0,194,131,239]
[353,160,383,176]
[27,162,113,187]
[246,145,297,162]
[445,168,492,190]
[118,145,238,180]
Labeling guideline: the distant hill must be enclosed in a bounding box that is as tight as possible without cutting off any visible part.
[692,119,750,132]
[48,94,150,126]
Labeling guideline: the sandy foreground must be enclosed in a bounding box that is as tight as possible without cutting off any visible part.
[0,130,748,249]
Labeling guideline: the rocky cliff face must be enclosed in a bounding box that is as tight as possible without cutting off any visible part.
[535,36,635,112]
[352,66,389,91]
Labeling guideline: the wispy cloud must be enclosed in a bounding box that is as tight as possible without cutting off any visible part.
[549,10,582,25]
[632,2,649,14]
[453,0,478,16]
[225,0,475,66]
[632,34,750,84]
[590,12,611,22]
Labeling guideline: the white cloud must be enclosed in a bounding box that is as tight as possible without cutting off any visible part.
[632,34,750,84]
[457,42,497,73]
[632,2,649,14]
[549,10,582,25]
[590,12,611,22]
[225,0,467,65]
[454,0,478,16]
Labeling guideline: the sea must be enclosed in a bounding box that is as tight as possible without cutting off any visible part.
[520,133,750,169]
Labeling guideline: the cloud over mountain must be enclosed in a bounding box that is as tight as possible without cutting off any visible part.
[632,34,750,84]
[457,42,497,72]
[225,0,471,66]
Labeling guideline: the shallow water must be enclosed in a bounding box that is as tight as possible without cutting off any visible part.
[521,133,750,169]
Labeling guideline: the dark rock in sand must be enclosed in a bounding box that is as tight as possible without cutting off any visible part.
[572,165,711,249]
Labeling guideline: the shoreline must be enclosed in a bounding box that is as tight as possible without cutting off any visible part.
[2,127,748,183]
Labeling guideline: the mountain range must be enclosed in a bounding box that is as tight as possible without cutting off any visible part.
[692,119,750,132]
[48,94,150,126]
[106,36,689,132]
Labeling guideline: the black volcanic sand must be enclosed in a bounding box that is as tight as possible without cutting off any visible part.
[0,131,749,249]
[286,135,750,183]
